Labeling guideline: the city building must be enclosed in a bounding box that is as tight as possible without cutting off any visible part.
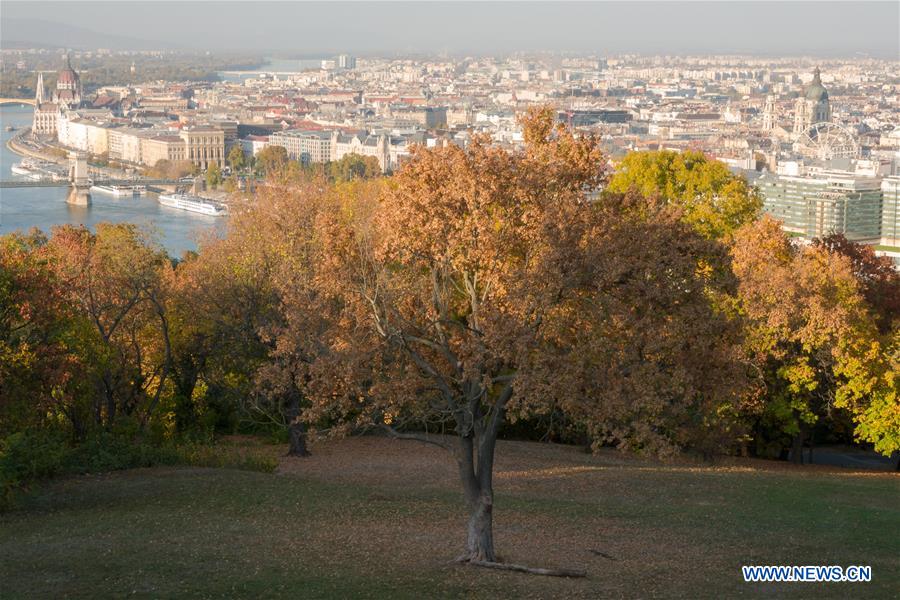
[762,94,777,132]
[32,56,85,136]
[141,135,188,166]
[337,54,357,70]
[881,177,900,247]
[268,129,332,165]
[331,131,390,172]
[759,166,883,242]
[178,126,225,169]
[32,72,58,136]
[54,56,84,109]
[388,105,448,129]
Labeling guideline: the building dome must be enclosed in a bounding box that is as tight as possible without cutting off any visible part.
[805,67,828,101]
[58,68,78,84]
[57,55,80,87]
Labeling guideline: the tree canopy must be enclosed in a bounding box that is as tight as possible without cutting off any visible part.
[731,217,896,460]
[606,149,762,239]
[267,108,748,567]
[326,153,381,182]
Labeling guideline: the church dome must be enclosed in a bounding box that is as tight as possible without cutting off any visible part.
[805,67,828,101]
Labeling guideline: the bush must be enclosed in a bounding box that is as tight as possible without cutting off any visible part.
[0,429,276,511]
[0,430,69,507]
[66,431,175,474]
[170,444,277,473]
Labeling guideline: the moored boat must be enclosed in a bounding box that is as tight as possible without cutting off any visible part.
[10,158,59,180]
[91,184,139,197]
[158,192,228,217]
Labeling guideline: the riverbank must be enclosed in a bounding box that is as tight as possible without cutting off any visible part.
[6,127,63,164]
[1,103,226,255]
[6,124,140,183]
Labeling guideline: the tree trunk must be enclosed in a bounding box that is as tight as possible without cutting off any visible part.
[173,370,199,432]
[465,491,496,562]
[790,431,804,464]
[287,419,310,457]
[285,388,310,457]
[104,376,117,428]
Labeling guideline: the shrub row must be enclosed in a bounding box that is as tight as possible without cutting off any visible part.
[0,429,277,511]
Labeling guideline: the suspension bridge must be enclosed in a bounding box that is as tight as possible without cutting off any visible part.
[2,153,184,205]
[0,178,185,189]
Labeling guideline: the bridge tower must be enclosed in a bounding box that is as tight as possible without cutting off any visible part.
[66,151,91,206]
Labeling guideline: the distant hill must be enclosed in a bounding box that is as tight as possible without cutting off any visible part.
[0,18,178,51]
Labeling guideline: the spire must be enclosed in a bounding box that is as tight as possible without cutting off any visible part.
[812,67,821,83]
[35,72,45,104]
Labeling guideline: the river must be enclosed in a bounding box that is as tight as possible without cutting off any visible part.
[218,57,326,83]
[0,103,226,256]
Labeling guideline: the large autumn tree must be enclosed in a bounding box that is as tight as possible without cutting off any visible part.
[165,235,280,435]
[809,234,899,460]
[731,217,896,461]
[812,233,899,334]
[41,224,172,432]
[293,108,745,573]
[606,149,762,239]
[0,231,92,436]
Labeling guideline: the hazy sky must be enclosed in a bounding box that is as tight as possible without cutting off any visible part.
[3,1,899,57]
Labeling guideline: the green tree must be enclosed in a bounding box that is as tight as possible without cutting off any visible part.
[812,234,899,334]
[254,146,288,177]
[42,224,172,433]
[206,163,222,190]
[165,228,280,435]
[607,150,762,239]
[843,329,899,458]
[327,154,381,183]
[223,176,239,194]
[227,145,246,173]
[0,231,94,437]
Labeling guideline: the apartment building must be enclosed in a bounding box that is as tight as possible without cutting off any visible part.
[141,135,187,166]
[268,129,332,165]
[331,131,389,172]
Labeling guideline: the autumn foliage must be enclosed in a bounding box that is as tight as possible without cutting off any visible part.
[1,107,896,564]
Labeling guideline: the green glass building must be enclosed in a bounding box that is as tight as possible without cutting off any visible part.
[881,177,900,247]
[758,171,883,242]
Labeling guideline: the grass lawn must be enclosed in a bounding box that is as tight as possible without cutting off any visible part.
[1,437,898,598]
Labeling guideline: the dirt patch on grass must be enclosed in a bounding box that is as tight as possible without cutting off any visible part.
[275,435,896,500]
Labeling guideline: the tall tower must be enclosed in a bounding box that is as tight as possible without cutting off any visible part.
[793,67,830,137]
[35,72,46,104]
[762,94,777,131]
[32,71,57,137]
